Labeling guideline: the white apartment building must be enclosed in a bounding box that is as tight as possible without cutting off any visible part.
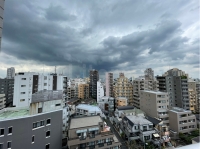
[140,90,170,126]
[97,81,104,102]
[13,72,67,107]
[105,72,114,97]
[7,67,15,79]
[0,94,5,110]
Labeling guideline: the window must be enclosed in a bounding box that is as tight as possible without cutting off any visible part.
[20,99,25,102]
[8,127,12,135]
[21,85,26,87]
[7,142,11,149]
[47,119,51,125]
[0,129,4,136]
[0,144,3,149]
[21,92,25,94]
[33,120,45,129]
[38,108,42,113]
[55,104,61,106]
[44,76,47,80]
[44,83,47,86]
[32,136,34,143]
[21,78,26,80]
[46,144,50,149]
[46,131,50,137]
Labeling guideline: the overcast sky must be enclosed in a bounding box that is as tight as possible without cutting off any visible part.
[0,0,199,79]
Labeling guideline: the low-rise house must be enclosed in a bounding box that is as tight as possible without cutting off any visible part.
[76,104,105,118]
[67,115,121,149]
[121,115,156,142]
[114,106,135,118]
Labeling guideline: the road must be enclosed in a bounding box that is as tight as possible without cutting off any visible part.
[105,118,128,149]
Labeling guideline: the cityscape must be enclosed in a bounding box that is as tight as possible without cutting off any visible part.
[0,1,199,149]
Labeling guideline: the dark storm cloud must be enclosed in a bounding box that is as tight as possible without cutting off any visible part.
[1,0,199,77]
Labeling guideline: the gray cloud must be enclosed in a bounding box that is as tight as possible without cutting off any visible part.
[0,0,199,78]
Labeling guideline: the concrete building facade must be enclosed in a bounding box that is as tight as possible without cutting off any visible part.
[169,107,197,135]
[116,97,128,107]
[140,90,169,126]
[144,68,154,81]
[0,94,5,110]
[0,100,63,149]
[67,116,121,149]
[78,84,89,100]
[133,77,158,108]
[97,81,104,102]
[105,72,113,97]
[113,73,133,105]
[89,70,99,99]
[97,96,115,115]
[6,67,15,79]
[156,68,190,110]
[13,72,67,107]
[0,78,14,107]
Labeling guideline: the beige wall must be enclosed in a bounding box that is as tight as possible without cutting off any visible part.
[169,109,197,134]
[116,97,128,106]
[140,91,169,118]
[78,84,89,99]
[113,75,133,105]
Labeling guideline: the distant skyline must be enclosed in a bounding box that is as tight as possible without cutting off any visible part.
[0,0,199,79]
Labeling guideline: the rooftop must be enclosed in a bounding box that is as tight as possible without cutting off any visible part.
[125,115,152,125]
[169,107,191,113]
[76,104,101,112]
[117,106,134,110]
[70,115,102,129]
[0,107,29,120]
[141,90,166,94]
[146,116,162,125]
[32,90,63,103]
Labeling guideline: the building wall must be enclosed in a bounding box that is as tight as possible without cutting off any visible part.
[133,79,158,108]
[97,81,104,102]
[0,79,14,107]
[116,97,127,107]
[0,110,62,149]
[0,0,5,49]
[13,72,67,107]
[105,72,113,97]
[140,91,169,119]
[0,94,5,110]
[114,74,133,105]
[78,84,89,99]
[6,67,15,79]
[169,108,197,134]
[89,70,99,99]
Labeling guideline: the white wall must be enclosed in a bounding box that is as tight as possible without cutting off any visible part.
[13,72,67,107]
[97,81,104,102]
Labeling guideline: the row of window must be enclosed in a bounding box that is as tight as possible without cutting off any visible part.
[0,142,50,149]
[0,141,11,149]
[0,127,12,136]
[33,119,51,129]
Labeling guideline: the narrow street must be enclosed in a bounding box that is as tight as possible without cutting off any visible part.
[105,118,128,149]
